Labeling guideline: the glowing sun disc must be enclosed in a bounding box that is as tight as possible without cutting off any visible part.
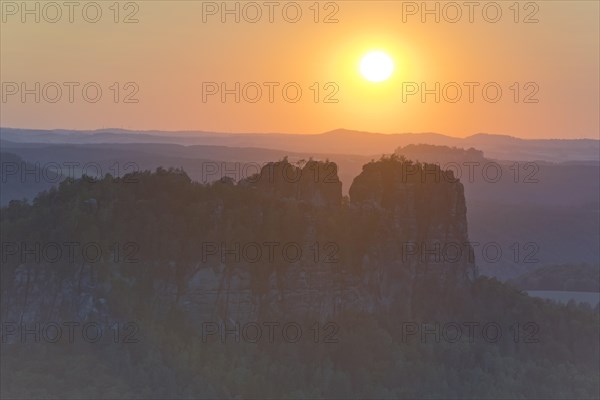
[360,51,394,82]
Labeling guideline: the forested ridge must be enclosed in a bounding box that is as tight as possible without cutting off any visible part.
[1,159,598,399]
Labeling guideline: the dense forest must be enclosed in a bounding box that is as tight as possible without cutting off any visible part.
[1,158,599,399]
[509,263,600,293]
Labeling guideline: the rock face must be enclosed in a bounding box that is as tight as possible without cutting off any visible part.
[0,158,477,330]
[246,159,342,208]
[349,157,474,281]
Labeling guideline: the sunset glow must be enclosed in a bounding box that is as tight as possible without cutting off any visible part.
[1,1,599,398]
[1,2,597,137]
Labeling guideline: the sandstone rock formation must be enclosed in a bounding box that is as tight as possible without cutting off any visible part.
[1,158,477,331]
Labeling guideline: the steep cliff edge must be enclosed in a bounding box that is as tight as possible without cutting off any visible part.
[0,157,476,327]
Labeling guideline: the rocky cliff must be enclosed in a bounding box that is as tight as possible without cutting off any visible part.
[0,157,477,330]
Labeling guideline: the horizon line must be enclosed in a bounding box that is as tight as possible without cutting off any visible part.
[1,126,599,142]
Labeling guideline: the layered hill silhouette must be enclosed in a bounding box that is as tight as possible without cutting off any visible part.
[2,127,598,162]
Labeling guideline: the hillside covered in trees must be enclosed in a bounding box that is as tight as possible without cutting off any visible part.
[1,158,598,399]
[510,264,600,292]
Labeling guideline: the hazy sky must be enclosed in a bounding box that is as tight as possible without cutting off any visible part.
[1,0,598,139]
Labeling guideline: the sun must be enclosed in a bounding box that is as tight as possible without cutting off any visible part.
[359,51,395,83]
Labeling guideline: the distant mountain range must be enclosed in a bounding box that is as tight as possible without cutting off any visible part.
[2,127,598,163]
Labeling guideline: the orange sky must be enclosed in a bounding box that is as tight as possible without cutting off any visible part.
[1,1,599,139]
